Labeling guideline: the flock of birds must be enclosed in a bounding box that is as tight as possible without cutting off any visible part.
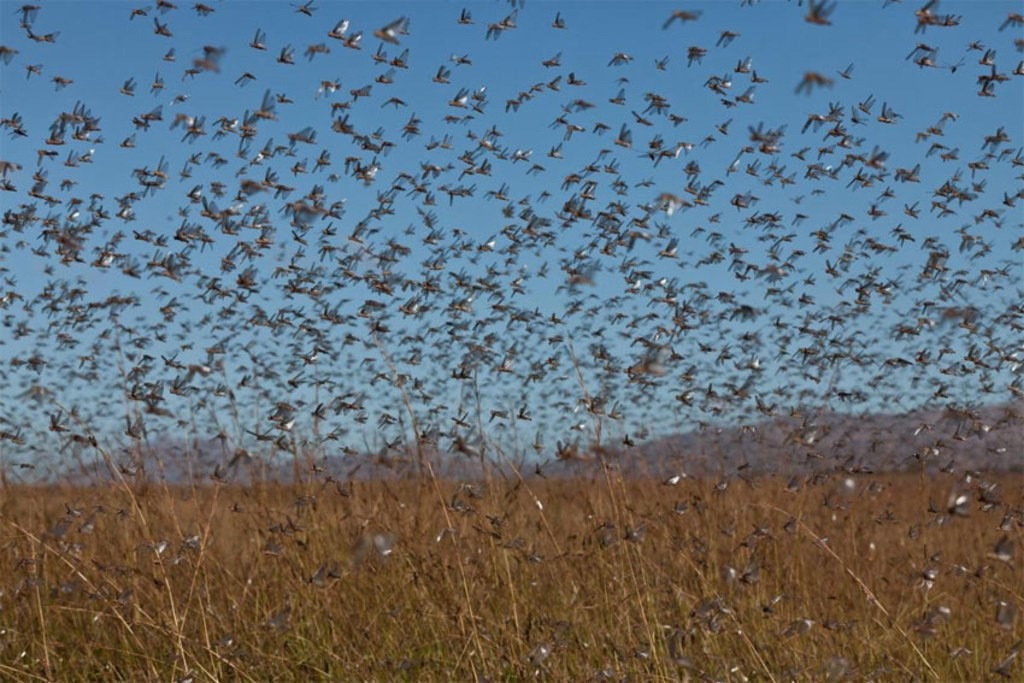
[0,1,1021,480]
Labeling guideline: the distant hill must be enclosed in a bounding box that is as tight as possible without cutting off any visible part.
[600,401,1023,479]
[37,402,1021,486]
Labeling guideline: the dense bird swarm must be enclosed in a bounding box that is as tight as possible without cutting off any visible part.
[0,1,1021,478]
[0,0,1022,680]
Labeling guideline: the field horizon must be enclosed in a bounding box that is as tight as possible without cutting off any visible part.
[5,399,1020,488]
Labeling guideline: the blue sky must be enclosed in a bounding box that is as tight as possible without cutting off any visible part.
[0,1,1021,473]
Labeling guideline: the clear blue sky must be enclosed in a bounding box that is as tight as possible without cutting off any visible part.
[1,1,1021,474]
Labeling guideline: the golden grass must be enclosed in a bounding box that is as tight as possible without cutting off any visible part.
[0,468,1020,681]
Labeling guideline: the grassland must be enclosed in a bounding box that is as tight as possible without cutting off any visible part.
[0,467,1020,681]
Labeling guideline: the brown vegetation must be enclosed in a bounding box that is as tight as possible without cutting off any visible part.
[1,469,1020,681]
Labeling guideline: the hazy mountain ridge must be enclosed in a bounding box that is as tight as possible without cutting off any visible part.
[607,401,1023,478]
[32,402,1020,486]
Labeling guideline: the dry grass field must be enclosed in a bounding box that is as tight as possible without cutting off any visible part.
[0,467,1020,681]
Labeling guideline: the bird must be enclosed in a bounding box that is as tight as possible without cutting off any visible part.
[0,0,1017,492]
